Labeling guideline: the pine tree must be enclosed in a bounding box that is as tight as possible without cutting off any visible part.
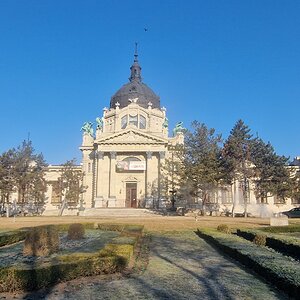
[222,120,253,217]
[251,138,291,202]
[161,144,186,209]
[184,121,223,215]
[0,149,17,211]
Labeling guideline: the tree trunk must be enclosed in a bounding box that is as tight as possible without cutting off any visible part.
[231,182,236,217]
[243,177,248,218]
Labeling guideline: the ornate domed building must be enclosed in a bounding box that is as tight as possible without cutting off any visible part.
[40,49,300,216]
[79,49,184,209]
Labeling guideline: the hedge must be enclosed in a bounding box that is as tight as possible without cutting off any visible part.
[0,223,144,292]
[259,224,300,234]
[0,230,28,247]
[197,228,300,298]
[236,229,300,261]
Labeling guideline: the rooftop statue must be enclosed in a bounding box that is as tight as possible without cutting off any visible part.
[81,122,94,137]
[173,121,187,136]
[163,117,169,128]
[96,117,103,130]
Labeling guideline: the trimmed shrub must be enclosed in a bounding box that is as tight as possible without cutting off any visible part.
[196,228,300,298]
[260,224,300,234]
[253,234,266,246]
[237,228,300,260]
[23,226,59,256]
[0,230,27,247]
[217,224,230,234]
[67,223,85,240]
[97,224,125,232]
[0,223,144,292]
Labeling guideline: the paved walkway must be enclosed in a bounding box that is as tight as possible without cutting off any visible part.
[14,232,286,300]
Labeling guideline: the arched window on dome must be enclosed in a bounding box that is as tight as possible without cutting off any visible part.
[121,114,147,129]
[139,115,146,129]
[129,115,138,127]
[121,115,128,129]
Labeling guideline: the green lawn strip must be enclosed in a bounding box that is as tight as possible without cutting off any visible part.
[0,224,144,292]
[236,229,300,260]
[259,224,300,234]
[197,228,300,298]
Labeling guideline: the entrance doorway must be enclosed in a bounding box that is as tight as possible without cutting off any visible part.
[126,183,137,208]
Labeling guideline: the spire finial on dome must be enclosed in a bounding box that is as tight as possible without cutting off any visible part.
[134,42,138,62]
[129,42,142,82]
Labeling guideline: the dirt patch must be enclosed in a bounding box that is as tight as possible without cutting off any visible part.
[0,215,282,233]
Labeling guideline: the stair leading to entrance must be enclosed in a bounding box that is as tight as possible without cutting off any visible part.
[79,208,159,217]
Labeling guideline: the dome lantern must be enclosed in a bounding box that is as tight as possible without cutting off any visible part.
[110,45,160,109]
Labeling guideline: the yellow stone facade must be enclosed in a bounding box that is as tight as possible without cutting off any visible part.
[80,101,183,209]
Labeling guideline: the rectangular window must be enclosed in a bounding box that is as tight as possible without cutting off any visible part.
[256,196,268,204]
[50,181,62,204]
[274,195,285,204]
[292,197,300,204]
[221,187,233,204]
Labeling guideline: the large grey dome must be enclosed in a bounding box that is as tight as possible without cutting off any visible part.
[110,52,160,109]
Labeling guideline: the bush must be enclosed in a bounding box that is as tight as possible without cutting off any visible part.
[217,224,230,234]
[253,234,266,246]
[0,230,27,247]
[196,228,300,298]
[259,224,300,233]
[67,223,85,240]
[0,223,144,292]
[23,226,59,256]
[237,228,300,260]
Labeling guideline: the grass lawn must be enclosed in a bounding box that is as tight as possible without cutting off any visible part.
[1,215,299,299]
[1,215,298,232]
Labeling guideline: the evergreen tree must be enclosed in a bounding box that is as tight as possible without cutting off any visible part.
[251,138,291,202]
[161,144,186,209]
[222,120,253,217]
[0,149,17,210]
[290,168,300,204]
[184,121,223,215]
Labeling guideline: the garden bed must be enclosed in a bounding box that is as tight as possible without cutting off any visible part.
[236,228,300,261]
[0,223,143,292]
[196,228,300,298]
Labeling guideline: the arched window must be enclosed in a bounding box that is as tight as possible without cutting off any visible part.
[139,115,146,129]
[121,115,127,129]
[129,115,138,127]
[121,114,147,129]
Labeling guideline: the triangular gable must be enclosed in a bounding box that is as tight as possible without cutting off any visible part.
[96,129,168,145]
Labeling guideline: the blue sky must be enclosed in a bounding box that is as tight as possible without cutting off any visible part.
[0,0,299,164]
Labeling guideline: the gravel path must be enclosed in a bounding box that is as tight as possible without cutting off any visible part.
[7,232,286,300]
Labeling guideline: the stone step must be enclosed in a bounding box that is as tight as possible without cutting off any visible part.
[79,208,158,217]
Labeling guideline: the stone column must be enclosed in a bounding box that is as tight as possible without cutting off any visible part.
[109,151,117,198]
[82,149,94,208]
[158,151,166,209]
[146,151,152,197]
[94,151,104,208]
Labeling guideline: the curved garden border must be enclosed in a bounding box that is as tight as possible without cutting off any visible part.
[0,223,143,292]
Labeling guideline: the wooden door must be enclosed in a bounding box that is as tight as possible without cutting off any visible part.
[126,183,137,208]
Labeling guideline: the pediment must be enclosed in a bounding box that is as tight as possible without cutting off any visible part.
[96,129,167,145]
